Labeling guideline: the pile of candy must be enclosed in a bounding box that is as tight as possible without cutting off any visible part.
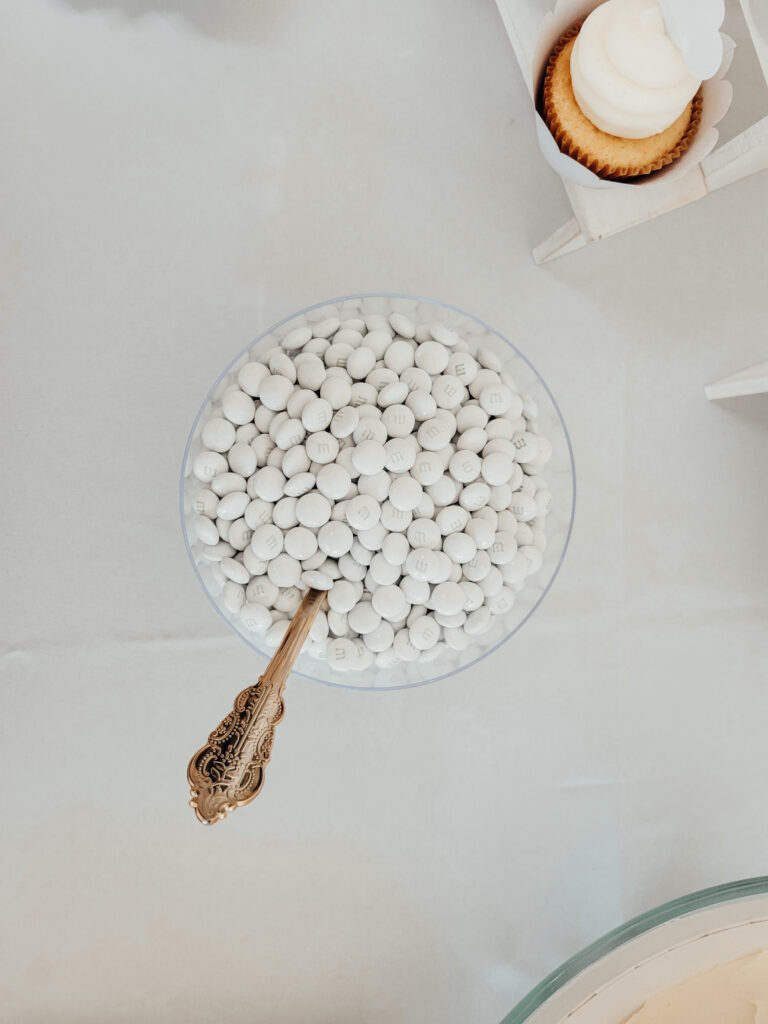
[188,312,553,671]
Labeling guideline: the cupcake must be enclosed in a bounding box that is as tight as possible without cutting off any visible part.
[540,0,703,180]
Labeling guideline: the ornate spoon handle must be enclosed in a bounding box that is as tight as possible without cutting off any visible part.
[187,587,326,825]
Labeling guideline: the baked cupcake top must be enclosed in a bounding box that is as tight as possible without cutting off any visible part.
[570,0,701,139]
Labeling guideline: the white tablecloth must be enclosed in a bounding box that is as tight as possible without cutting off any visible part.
[2,1,767,1021]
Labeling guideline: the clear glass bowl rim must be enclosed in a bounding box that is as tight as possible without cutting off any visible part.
[499,875,768,1024]
[179,292,576,691]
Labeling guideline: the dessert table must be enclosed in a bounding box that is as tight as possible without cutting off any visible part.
[1,1,767,1022]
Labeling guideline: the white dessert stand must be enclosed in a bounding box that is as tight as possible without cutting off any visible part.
[496,0,768,399]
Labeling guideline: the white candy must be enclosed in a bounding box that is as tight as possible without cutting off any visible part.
[192,488,219,518]
[364,620,395,652]
[415,340,449,374]
[281,326,313,350]
[511,431,538,463]
[400,574,430,605]
[348,602,381,634]
[265,619,289,649]
[417,417,453,452]
[346,494,381,531]
[326,637,357,668]
[216,491,250,521]
[330,406,359,439]
[479,383,514,416]
[442,532,477,564]
[381,532,409,566]
[463,550,492,582]
[410,450,444,486]
[460,581,484,611]
[466,516,495,549]
[409,614,440,651]
[328,579,359,614]
[284,526,318,561]
[221,557,249,585]
[193,450,228,482]
[227,442,258,478]
[320,376,352,410]
[464,606,492,636]
[284,472,315,497]
[489,531,518,565]
[192,514,219,546]
[435,505,470,535]
[357,521,387,551]
[380,501,411,533]
[353,417,387,445]
[448,450,481,484]
[222,388,256,425]
[352,439,386,476]
[267,553,301,588]
[295,492,332,528]
[301,397,333,432]
[388,475,421,513]
[250,467,286,503]
[406,517,441,550]
[190,313,554,672]
[315,463,351,500]
[382,404,415,438]
[223,580,246,613]
[388,313,416,338]
[305,431,339,465]
[448,352,479,386]
[431,375,466,410]
[245,575,279,606]
[369,553,400,586]
[317,521,354,558]
[274,418,306,451]
[240,602,271,633]
[405,547,440,582]
[372,584,410,622]
[383,340,414,374]
[301,570,334,591]
[481,452,514,486]
[362,329,392,357]
[273,497,299,530]
[383,438,416,473]
[259,375,294,412]
[480,567,504,597]
[338,553,367,582]
[238,361,269,396]
[347,346,376,380]
[405,390,437,421]
[358,470,391,503]
[459,481,491,512]
[201,418,236,454]
[228,518,252,551]
[430,581,466,616]
[200,541,234,561]
[429,323,460,347]
[393,628,420,661]
[456,426,487,453]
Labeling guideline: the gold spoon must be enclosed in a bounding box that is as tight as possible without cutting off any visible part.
[187,587,326,825]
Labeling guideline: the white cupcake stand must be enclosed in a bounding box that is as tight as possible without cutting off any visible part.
[496,0,768,399]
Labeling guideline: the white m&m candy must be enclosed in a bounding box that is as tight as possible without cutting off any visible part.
[189,310,555,672]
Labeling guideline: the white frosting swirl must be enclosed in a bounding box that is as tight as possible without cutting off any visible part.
[570,0,701,139]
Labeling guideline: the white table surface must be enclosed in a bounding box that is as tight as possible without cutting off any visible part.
[2,1,767,1022]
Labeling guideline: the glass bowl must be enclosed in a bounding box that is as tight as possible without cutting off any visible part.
[180,293,575,690]
[501,876,768,1024]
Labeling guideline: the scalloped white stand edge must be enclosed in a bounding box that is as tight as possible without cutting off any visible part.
[496,0,768,268]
